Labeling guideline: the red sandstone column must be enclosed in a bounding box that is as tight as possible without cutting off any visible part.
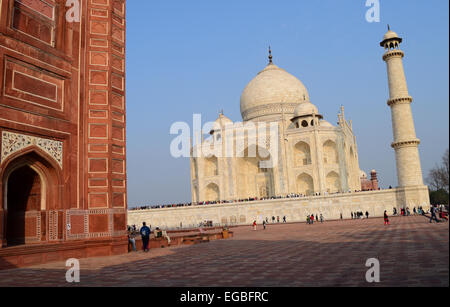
[83,0,127,239]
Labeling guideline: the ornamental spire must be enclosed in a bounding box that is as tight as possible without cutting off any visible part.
[268,46,273,64]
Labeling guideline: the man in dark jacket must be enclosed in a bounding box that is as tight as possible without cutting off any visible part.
[140,222,151,252]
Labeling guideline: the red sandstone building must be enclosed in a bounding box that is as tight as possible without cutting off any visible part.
[0,0,127,269]
[360,170,379,192]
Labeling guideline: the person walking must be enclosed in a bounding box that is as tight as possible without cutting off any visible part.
[306,215,311,225]
[263,220,267,230]
[384,211,390,225]
[320,214,324,223]
[310,214,314,225]
[366,211,369,219]
[253,220,257,231]
[283,216,287,223]
[340,213,343,220]
[351,212,354,219]
[140,222,151,252]
[430,205,440,223]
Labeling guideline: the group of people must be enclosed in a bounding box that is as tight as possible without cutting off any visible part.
[306,214,324,224]
[351,211,370,219]
[130,189,392,212]
[253,216,288,230]
[127,222,166,253]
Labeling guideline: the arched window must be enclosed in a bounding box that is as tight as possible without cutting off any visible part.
[205,183,220,201]
[297,173,314,196]
[301,120,308,128]
[204,156,218,177]
[323,140,338,164]
[326,171,341,194]
[294,142,312,167]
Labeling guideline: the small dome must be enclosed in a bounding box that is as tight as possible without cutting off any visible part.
[293,102,320,118]
[215,113,232,126]
[360,170,368,179]
[320,120,334,128]
[380,28,403,47]
[383,30,399,41]
[240,63,310,121]
[371,169,377,174]
[210,113,233,134]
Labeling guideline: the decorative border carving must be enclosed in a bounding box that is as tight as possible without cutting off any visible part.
[391,139,421,149]
[383,50,404,61]
[387,96,413,107]
[242,103,297,121]
[1,131,63,168]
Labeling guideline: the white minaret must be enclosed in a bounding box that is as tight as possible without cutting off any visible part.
[381,27,424,188]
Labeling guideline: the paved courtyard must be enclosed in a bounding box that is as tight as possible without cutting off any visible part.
[0,216,448,287]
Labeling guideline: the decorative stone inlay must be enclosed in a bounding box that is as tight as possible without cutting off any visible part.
[391,139,421,149]
[242,103,297,121]
[1,131,63,168]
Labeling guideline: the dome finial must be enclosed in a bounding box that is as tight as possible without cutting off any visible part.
[387,24,391,31]
[268,46,273,64]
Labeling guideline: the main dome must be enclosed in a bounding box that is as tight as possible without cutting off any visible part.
[240,63,310,121]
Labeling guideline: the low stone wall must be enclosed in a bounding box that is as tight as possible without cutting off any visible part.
[128,186,430,229]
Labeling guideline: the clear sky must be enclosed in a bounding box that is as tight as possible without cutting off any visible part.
[125,0,449,208]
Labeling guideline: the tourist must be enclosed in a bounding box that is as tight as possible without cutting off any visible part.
[306,215,310,224]
[272,216,275,223]
[263,220,267,230]
[316,214,319,222]
[366,211,369,219]
[283,216,287,223]
[128,226,137,252]
[320,214,324,223]
[413,207,417,215]
[310,214,315,224]
[430,205,440,224]
[277,216,280,223]
[351,212,354,219]
[140,222,151,252]
[384,211,390,225]
[253,220,257,231]
[340,213,343,220]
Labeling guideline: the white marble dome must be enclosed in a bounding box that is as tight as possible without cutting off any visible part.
[293,102,319,118]
[240,63,310,120]
[383,30,400,41]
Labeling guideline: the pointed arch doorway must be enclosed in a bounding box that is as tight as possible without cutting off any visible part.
[1,149,63,248]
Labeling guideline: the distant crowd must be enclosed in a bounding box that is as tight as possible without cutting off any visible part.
[130,188,388,211]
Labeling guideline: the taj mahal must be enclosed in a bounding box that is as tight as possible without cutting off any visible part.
[190,48,362,203]
[128,28,431,228]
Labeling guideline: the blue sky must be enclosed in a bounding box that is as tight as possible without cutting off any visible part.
[125,0,449,207]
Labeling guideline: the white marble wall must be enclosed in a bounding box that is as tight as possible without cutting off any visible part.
[128,186,430,229]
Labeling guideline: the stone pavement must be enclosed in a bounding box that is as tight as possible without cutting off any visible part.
[0,216,447,287]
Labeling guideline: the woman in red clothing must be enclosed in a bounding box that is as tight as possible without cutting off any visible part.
[384,211,390,225]
[253,220,257,231]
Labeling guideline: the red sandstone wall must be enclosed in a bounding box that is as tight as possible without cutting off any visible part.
[0,0,127,249]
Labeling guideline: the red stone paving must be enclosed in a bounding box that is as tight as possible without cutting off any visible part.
[0,216,448,287]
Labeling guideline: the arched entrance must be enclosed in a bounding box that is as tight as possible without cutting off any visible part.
[6,165,43,246]
[1,149,63,248]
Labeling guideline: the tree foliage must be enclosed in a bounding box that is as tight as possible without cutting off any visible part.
[426,149,449,193]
